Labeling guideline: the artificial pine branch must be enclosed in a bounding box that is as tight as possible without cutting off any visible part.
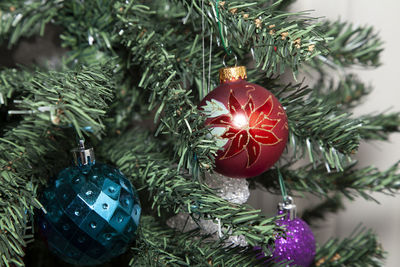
[275,80,400,169]
[1,65,114,137]
[0,68,34,106]
[132,215,265,266]
[101,130,284,250]
[178,0,330,76]
[273,0,297,11]
[114,1,222,172]
[312,74,371,110]
[359,112,400,140]
[312,20,383,70]
[254,162,400,201]
[277,83,360,170]
[0,1,62,48]
[0,0,394,266]
[0,118,62,267]
[0,64,115,266]
[113,0,371,174]
[56,0,116,59]
[314,227,385,267]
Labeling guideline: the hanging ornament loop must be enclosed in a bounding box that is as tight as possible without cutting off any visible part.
[71,139,95,167]
[277,168,296,219]
[278,196,297,220]
[222,53,238,68]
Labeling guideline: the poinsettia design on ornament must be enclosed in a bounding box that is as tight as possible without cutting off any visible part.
[207,90,282,168]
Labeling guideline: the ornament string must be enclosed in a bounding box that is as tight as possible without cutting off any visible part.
[201,0,206,100]
[215,0,233,56]
[207,29,213,93]
[277,167,288,202]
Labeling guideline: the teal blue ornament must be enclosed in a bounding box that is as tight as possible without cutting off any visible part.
[38,141,141,266]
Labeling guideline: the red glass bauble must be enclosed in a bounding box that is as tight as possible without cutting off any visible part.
[199,66,288,178]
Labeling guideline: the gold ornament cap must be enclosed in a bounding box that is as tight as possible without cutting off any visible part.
[219,66,247,84]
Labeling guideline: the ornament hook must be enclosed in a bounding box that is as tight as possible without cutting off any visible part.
[71,140,95,166]
[222,53,238,67]
[278,196,297,220]
[8,99,60,124]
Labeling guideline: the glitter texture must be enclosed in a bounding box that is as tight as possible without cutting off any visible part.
[166,213,248,247]
[255,210,316,266]
[264,211,315,267]
[204,172,250,204]
[166,172,249,246]
[273,214,316,266]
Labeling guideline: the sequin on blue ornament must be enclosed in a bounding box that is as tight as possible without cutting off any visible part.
[38,141,141,266]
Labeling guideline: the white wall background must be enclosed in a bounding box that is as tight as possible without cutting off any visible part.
[248,1,400,266]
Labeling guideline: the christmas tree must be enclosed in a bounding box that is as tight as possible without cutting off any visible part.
[0,0,398,266]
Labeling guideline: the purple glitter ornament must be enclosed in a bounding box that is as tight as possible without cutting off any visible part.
[254,197,316,267]
[272,210,316,266]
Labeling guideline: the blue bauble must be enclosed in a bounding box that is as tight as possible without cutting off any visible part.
[38,163,141,266]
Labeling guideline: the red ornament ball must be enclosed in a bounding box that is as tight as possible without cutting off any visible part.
[199,66,288,178]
